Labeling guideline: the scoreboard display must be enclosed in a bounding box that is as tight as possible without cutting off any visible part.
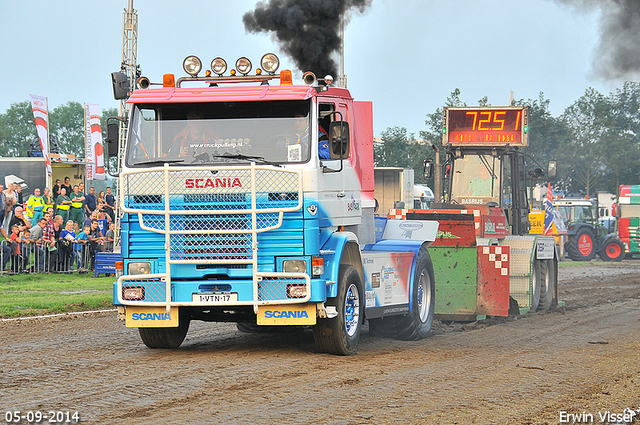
[442,106,529,146]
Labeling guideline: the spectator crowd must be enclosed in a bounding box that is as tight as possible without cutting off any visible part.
[1,178,117,274]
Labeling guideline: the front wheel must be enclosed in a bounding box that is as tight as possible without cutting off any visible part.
[138,318,190,349]
[313,265,363,356]
[600,238,625,262]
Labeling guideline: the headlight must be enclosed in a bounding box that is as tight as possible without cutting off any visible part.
[183,55,202,76]
[128,262,151,275]
[260,53,279,74]
[283,259,306,273]
[211,57,227,75]
[235,57,252,75]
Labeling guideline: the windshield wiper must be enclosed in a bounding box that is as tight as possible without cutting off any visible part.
[208,153,281,167]
[132,159,184,167]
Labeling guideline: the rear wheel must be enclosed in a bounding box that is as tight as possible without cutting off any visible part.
[138,318,190,349]
[313,265,363,356]
[599,238,624,262]
[566,227,596,261]
[538,259,556,311]
[369,247,435,340]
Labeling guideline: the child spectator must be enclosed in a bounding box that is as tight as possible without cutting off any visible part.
[8,224,23,272]
[75,225,90,271]
[21,229,34,271]
[105,222,115,252]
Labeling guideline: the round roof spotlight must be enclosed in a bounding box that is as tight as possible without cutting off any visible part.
[235,57,252,75]
[183,55,202,76]
[260,53,280,74]
[211,57,227,76]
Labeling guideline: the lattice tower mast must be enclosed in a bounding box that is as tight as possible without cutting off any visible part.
[115,0,138,248]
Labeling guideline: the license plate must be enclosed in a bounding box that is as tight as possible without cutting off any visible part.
[192,292,238,303]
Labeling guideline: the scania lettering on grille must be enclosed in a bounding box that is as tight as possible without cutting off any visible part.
[264,310,309,319]
[131,312,172,321]
[185,178,243,189]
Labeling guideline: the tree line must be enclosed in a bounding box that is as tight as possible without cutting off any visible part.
[375,83,640,196]
[2,83,639,196]
[0,101,118,158]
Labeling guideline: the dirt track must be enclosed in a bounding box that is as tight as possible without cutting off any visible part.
[1,261,639,425]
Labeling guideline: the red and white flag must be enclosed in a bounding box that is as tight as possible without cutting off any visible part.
[85,103,105,180]
[29,94,52,175]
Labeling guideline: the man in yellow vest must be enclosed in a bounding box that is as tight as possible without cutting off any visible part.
[70,184,85,232]
[42,187,54,216]
[25,188,45,224]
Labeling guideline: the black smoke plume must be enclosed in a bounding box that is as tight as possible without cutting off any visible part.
[554,0,640,80]
[243,0,372,78]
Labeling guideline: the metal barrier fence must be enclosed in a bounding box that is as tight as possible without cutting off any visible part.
[0,239,112,275]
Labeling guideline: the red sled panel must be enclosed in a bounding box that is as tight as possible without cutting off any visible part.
[476,245,510,316]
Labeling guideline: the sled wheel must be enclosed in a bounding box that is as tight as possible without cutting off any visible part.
[537,259,556,311]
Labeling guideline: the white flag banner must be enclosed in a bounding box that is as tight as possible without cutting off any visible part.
[29,94,52,175]
[85,103,105,180]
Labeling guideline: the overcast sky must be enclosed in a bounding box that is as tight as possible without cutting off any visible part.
[0,0,625,137]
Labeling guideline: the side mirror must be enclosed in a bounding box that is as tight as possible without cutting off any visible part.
[547,160,557,180]
[105,122,120,157]
[328,121,350,160]
[423,158,434,179]
[111,72,130,100]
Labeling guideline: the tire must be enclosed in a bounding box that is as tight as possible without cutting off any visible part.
[538,259,556,311]
[313,265,363,356]
[138,317,190,349]
[599,238,625,262]
[530,259,541,311]
[369,247,435,340]
[566,227,596,261]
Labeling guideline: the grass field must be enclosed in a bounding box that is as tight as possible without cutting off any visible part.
[0,272,115,318]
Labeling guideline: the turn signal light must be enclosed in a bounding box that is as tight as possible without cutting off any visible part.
[280,70,292,85]
[163,74,175,88]
[312,257,324,277]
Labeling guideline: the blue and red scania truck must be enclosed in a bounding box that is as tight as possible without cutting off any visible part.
[108,54,440,355]
[108,54,559,355]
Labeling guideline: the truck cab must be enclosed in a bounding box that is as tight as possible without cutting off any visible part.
[108,54,439,354]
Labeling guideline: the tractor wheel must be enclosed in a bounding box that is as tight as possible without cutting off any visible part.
[138,318,190,349]
[313,265,363,356]
[566,227,596,262]
[369,247,435,340]
[538,259,556,311]
[599,238,625,262]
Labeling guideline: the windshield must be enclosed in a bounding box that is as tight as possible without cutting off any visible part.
[126,100,312,166]
[450,154,501,205]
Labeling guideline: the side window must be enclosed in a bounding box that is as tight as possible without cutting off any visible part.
[318,103,334,160]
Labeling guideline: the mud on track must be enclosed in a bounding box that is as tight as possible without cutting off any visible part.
[1,261,639,424]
